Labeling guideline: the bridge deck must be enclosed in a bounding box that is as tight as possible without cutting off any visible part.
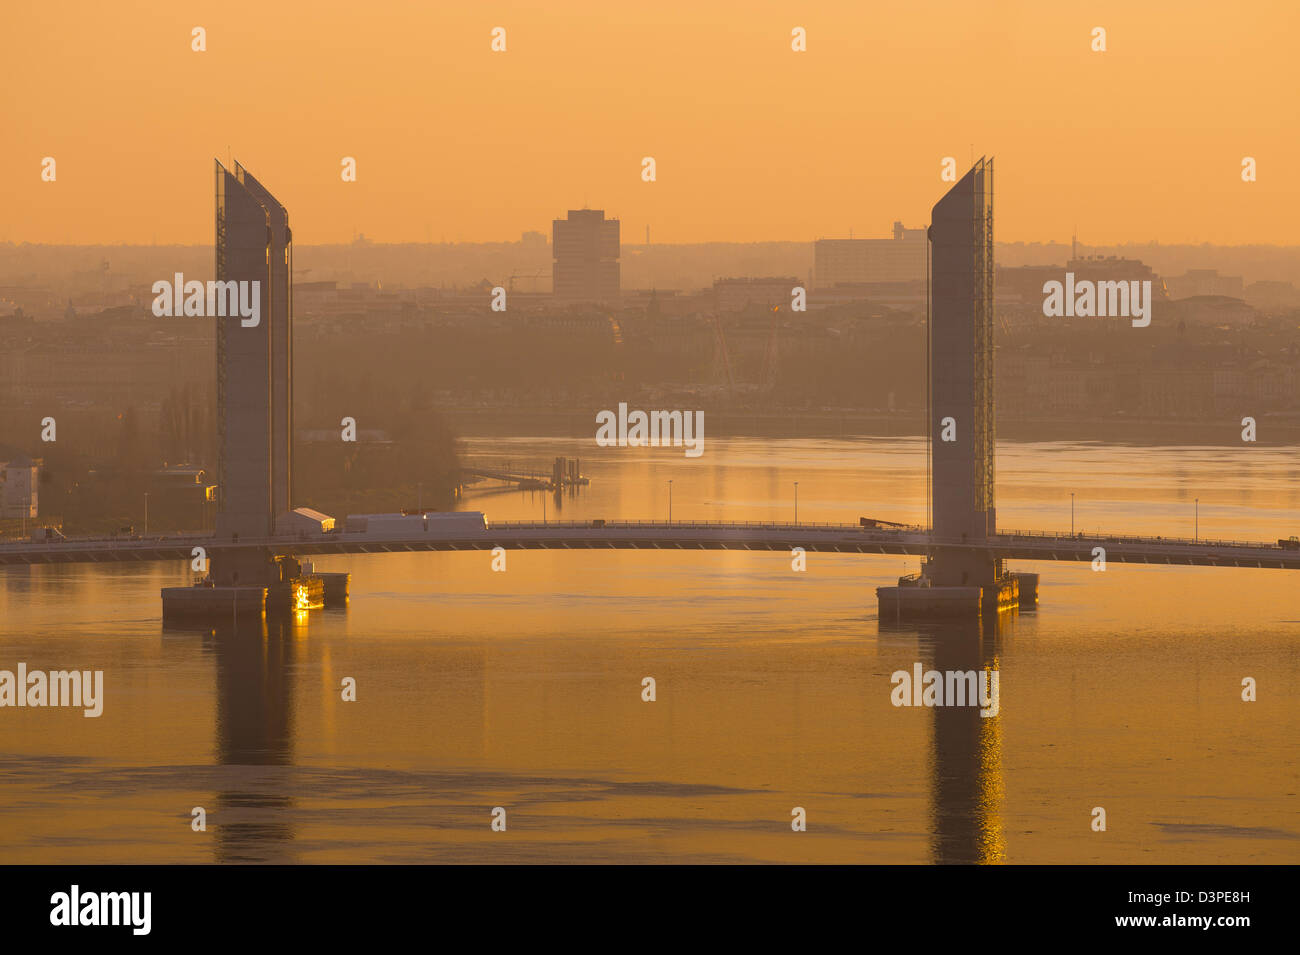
[1,522,1298,569]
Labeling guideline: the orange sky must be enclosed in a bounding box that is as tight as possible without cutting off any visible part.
[2,0,1296,246]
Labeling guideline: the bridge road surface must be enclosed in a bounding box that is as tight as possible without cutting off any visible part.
[2,522,1299,570]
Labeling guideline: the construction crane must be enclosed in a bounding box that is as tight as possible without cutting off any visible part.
[508,270,548,292]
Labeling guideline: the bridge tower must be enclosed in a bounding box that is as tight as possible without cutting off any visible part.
[210,161,295,590]
[164,163,341,616]
[928,157,998,585]
[879,158,1025,617]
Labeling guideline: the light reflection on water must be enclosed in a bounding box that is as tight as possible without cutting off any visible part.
[1,437,1297,863]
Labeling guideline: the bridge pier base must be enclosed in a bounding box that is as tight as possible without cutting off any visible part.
[161,549,338,621]
[208,548,280,588]
[162,584,267,619]
[876,551,1028,621]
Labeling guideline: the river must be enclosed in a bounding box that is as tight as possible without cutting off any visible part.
[1,436,1297,863]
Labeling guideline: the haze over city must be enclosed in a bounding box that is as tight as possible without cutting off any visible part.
[3,0,1297,245]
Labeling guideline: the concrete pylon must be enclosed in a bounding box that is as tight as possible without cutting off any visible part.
[210,161,292,589]
[927,157,998,591]
[879,159,1027,617]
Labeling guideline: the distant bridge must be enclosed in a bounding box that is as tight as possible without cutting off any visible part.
[2,522,1298,570]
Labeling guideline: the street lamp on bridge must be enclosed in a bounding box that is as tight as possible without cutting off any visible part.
[794,482,799,524]
[668,479,673,523]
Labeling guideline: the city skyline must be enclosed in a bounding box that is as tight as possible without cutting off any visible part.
[3,1,1296,246]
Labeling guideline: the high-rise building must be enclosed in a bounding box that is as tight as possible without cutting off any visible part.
[213,160,292,550]
[814,221,928,288]
[552,209,620,304]
[930,158,996,557]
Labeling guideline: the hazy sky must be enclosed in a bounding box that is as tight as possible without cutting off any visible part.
[3,0,1295,246]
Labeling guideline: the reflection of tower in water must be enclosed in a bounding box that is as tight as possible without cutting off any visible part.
[204,615,298,863]
[922,617,1006,864]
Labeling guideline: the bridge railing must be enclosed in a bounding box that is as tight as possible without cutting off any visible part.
[486,519,924,531]
[0,531,211,550]
[991,528,1281,551]
[0,523,1287,554]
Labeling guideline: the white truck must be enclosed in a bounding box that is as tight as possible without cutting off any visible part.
[343,512,488,538]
